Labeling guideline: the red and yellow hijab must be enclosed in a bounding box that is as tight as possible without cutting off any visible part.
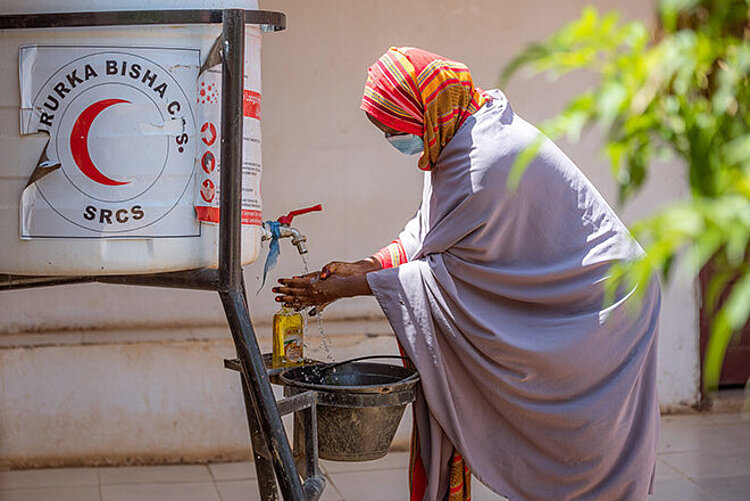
[361,47,487,171]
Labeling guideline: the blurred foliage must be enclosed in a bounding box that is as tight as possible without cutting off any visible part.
[502,0,750,393]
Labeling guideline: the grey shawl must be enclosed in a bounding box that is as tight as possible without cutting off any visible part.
[367,90,660,501]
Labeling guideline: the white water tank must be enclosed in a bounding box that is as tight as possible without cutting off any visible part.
[0,0,265,275]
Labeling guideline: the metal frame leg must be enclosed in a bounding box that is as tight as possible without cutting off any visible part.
[275,391,324,500]
[236,283,278,500]
[240,377,279,500]
[220,290,307,500]
[218,9,306,500]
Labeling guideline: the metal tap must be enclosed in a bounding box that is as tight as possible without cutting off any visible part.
[262,224,308,255]
[262,204,322,255]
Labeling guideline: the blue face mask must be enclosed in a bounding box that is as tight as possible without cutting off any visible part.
[386,133,423,155]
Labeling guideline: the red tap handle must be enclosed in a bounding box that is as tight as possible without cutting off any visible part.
[277,204,323,225]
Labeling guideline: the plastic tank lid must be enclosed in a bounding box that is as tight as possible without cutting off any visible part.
[0,0,259,15]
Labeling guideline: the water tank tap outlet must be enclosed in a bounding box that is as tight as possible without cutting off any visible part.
[290,231,308,255]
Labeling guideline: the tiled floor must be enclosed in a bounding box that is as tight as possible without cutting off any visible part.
[1,411,748,500]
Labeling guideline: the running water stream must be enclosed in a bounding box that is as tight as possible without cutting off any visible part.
[300,254,335,362]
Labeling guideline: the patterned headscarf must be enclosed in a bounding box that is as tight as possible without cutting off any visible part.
[361,47,487,171]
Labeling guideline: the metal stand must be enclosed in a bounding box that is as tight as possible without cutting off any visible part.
[0,9,324,501]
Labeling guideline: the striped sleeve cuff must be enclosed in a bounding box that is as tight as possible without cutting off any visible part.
[372,239,409,269]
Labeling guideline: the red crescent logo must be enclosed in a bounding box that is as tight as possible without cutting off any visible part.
[70,98,131,186]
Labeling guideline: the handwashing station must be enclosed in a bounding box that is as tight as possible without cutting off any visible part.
[0,2,418,500]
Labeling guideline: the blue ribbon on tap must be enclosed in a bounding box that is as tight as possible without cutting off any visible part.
[259,220,282,293]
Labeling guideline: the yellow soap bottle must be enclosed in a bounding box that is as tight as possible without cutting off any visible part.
[272,306,304,368]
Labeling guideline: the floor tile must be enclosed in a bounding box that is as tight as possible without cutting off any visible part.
[471,477,509,501]
[0,486,100,501]
[101,482,220,501]
[215,479,343,501]
[695,475,750,501]
[657,421,744,455]
[0,467,98,490]
[320,451,409,474]
[706,412,749,425]
[214,480,260,501]
[722,422,750,439]
[327,468,407,501]
[650,478,720,501]
[660,414,715,427]
[208,462,257,481]
[317,479,345,501]
[660,450,750,479]
[654,459,684,481]
[99,464,212,485]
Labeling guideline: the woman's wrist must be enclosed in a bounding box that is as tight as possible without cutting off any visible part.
[359,256,383,273]
[341,273,373,298]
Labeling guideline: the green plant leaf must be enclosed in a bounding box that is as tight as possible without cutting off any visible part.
[502,0,750,391]
[705,270,750,391]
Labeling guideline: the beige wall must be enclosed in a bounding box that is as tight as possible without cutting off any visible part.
[1,0,660,332]
[1,0,699,466]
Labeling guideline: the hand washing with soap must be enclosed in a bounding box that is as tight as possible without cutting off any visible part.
[274,47,661,501]
[274,258,381,314]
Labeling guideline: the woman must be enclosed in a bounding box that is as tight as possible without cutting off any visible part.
[274,47,660,501]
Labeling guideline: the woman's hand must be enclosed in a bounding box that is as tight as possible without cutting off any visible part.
[319,258,382,279]
[273,258,380,312]
[273,272,371,309]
